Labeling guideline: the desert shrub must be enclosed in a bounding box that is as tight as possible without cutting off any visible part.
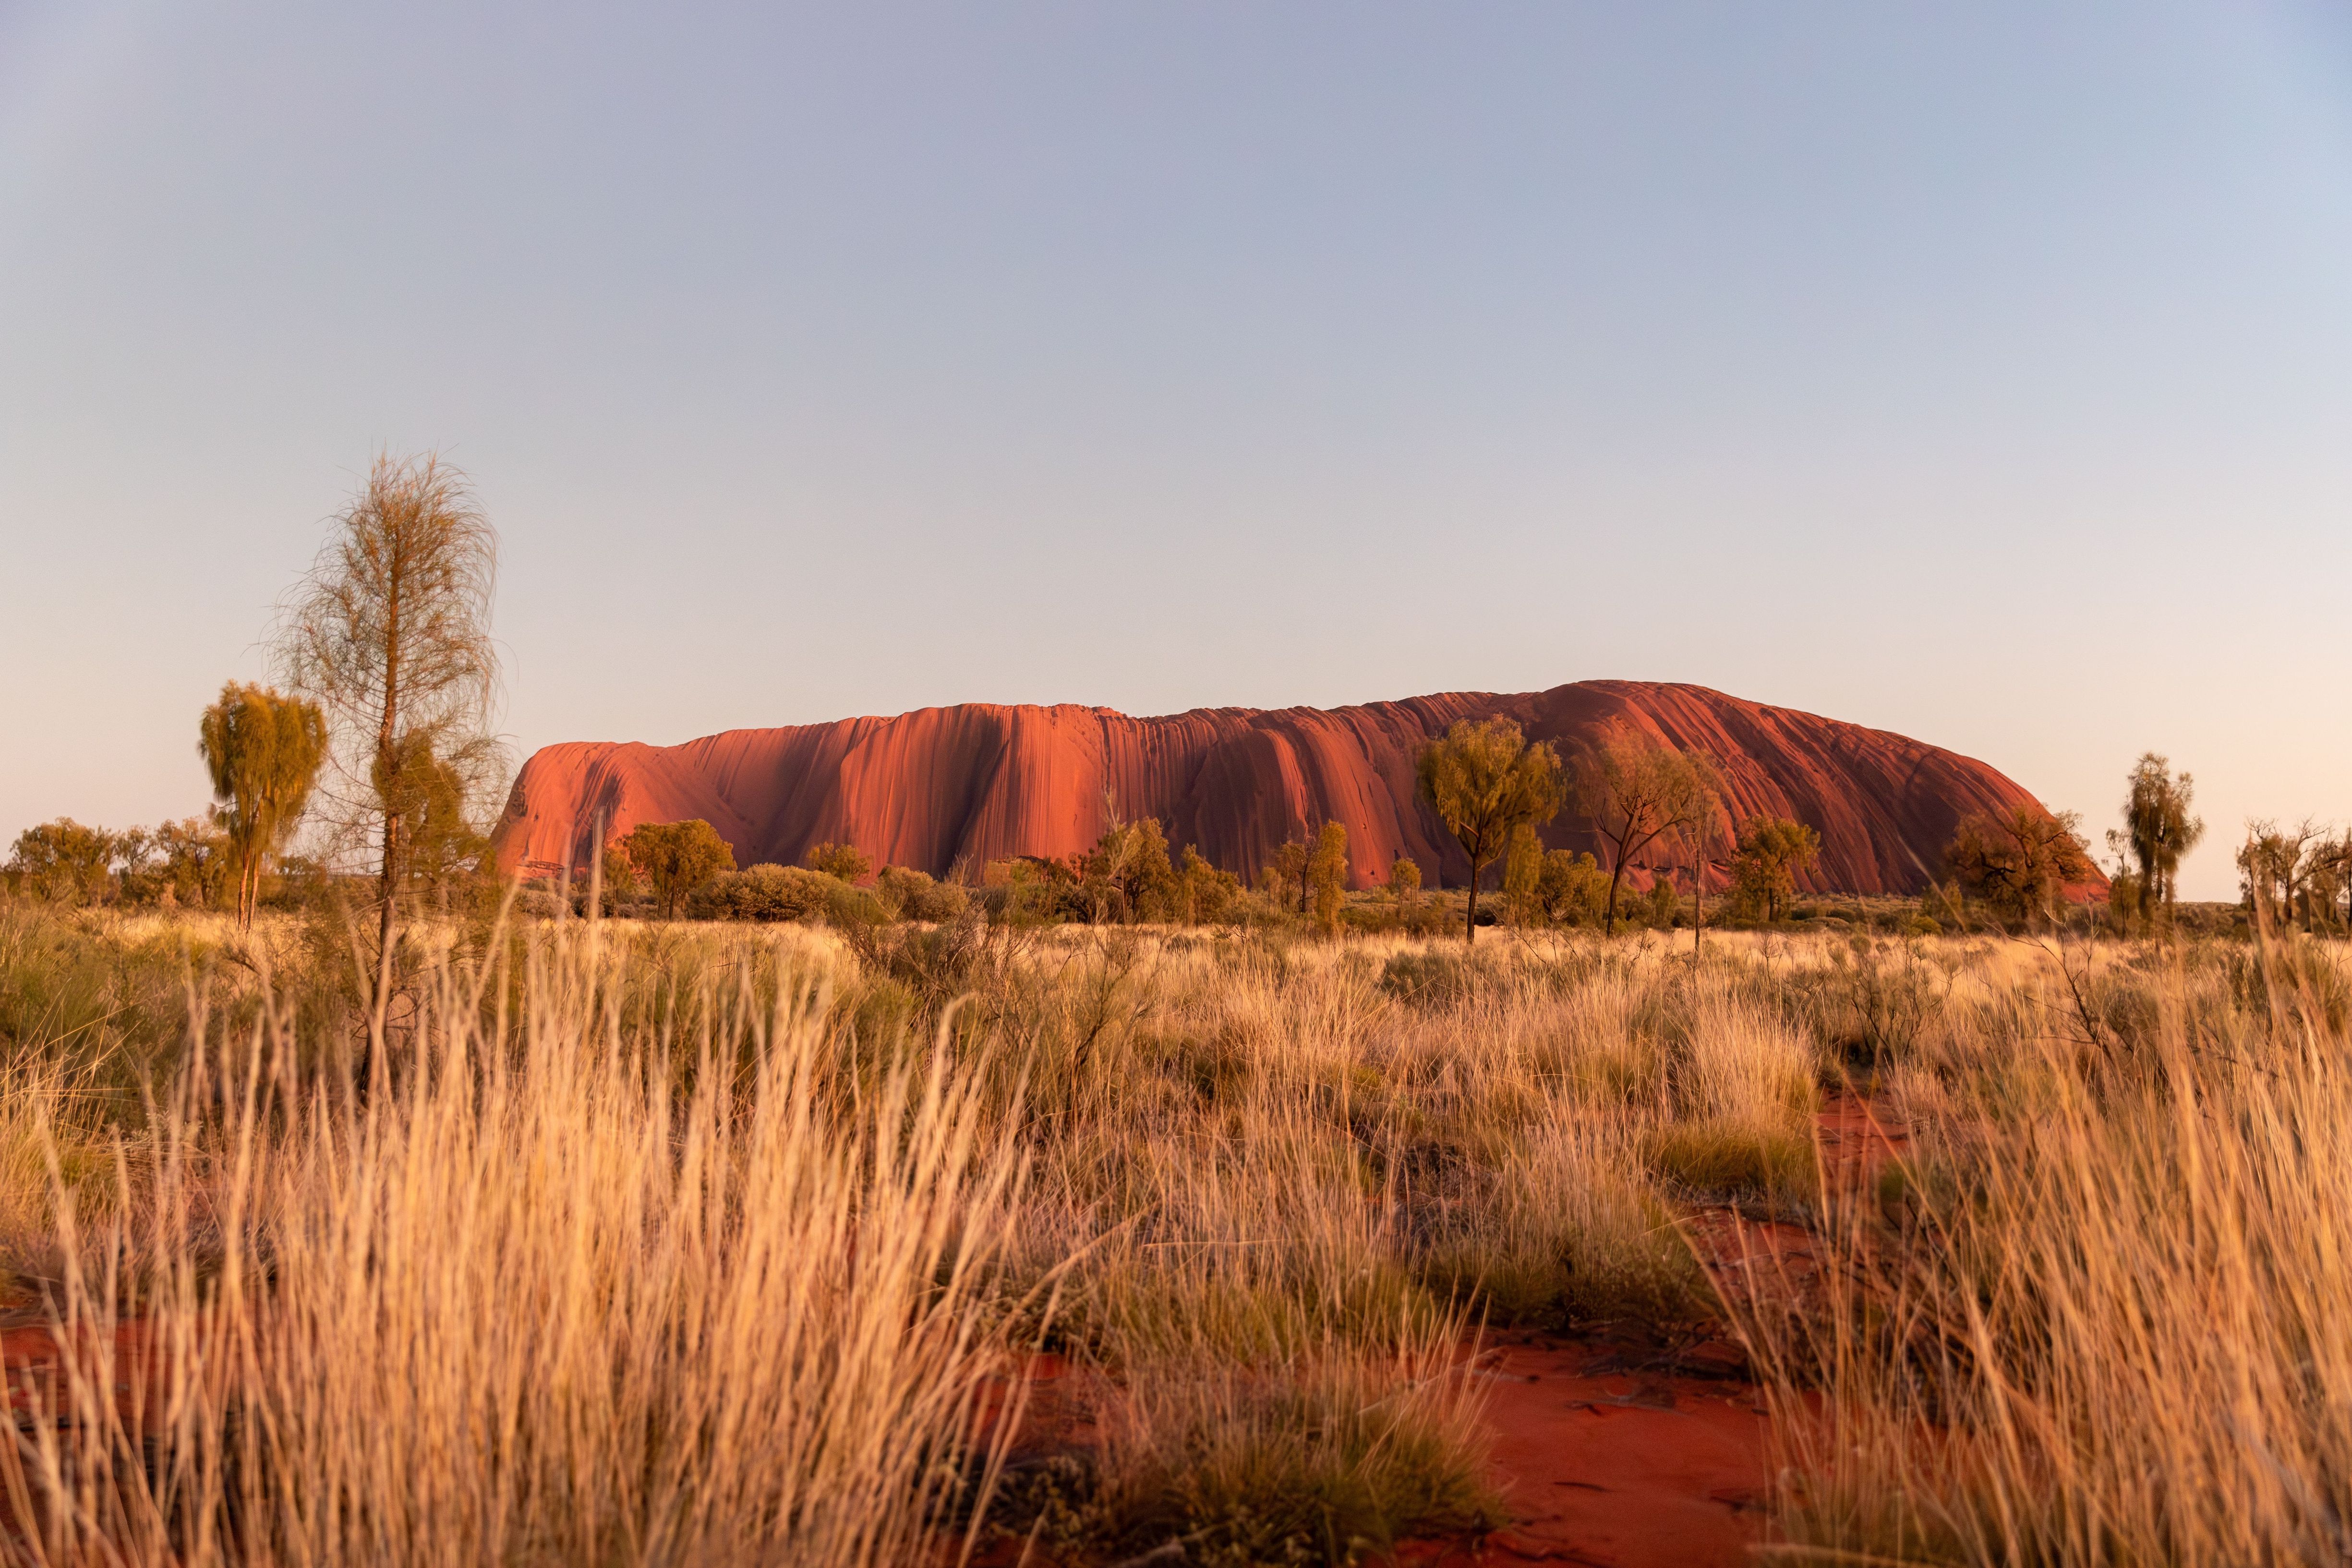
[1386,855,1422,915]
[696,863,842,923]
[805,840,872,883]
[2101,869,2144,937]
[623,819,736,918]
[4,819,119,905]
[1795,942,1947,1072]
[978,857,1075,926]
[1176,847,1242,925]
[1257,842,1309,915]
[512,886,568,920]
[1080,820,1180,923]
[874,865,967,923]
[1642,870,1680,929]
[1306,821,1349,933]
[836,904,1026,1018]
[1536,848,1609,926]
[1377,949,1480,1009]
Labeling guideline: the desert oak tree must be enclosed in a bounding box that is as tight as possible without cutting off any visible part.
[199,682,328,931]
[1415,717,1566,943]
[276,454,502,1006]
[1728,816,1821,924]
[1946,807,2093,926]
[1571,737,1722,935]
[2117,753,2204,923]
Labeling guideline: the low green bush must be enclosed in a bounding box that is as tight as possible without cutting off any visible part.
[694,863,844,923]
[874,866,967,923]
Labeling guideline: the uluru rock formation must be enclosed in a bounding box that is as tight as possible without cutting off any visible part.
[496,680,2075,895]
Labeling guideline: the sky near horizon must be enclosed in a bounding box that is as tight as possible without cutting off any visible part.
[4,2,2349,899]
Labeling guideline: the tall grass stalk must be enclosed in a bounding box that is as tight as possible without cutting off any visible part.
[1736,940,2352,1565]
[1,927,1030,1567]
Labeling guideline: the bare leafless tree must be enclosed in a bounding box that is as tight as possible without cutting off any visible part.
[275,454,503,1010]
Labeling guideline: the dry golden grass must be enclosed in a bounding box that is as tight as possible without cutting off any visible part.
[3,928,1035,1566]
[1736,934,2352,1566]
[0,902,2340,1566]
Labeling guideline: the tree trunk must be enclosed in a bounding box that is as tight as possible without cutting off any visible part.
[376,810,401,1013]
[1691,849,1702,955]
[1465,853,1483,943]
[1604,856,1626,936]
[374,574,402,1022]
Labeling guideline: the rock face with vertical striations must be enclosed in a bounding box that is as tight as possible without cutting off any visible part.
[494,680,2079,893]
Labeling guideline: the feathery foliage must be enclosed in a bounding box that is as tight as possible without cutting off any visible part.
[275,453,503,999]
[198,681,327,930]
[1415,717,1566,943]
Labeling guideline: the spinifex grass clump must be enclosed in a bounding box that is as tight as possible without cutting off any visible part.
[1732,937,2352,1566]
[0,930,1031,1568]
[11,901,2336,1568]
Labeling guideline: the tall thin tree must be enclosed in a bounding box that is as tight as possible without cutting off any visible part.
[199,681,328,931]
[276,454,502,1008]
[2120,753,2204,923]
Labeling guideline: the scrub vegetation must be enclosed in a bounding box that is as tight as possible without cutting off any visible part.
[0,891,2343,1567]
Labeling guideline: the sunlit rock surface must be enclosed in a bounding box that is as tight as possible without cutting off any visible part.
[495,680,2067,893]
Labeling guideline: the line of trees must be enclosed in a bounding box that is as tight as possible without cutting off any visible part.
[4,680,335,922]
[1,818,234,908]
[2236,820,2352,934]
[1413,717,1824,940]
[493,730,2334,942]
[550,738,2350,942]
[12,458,2330,949]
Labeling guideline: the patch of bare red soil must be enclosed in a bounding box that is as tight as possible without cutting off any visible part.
[1684,1096,1908,1311]
[1398,1339,1772,1568]
[0,1315,164,1430]
[973,1350,1088,1455]
[1398,1098,1907,1566]
[1815,1092,1908,1194]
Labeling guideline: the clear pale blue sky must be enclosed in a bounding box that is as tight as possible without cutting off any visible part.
[5,1,2349,898]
